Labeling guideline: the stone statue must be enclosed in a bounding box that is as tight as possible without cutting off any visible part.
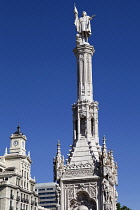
[74,4,95,43]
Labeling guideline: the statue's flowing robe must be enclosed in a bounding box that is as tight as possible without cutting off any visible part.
[74,16,91,36]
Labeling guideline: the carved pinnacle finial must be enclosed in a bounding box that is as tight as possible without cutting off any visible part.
[28,151,30,157]
[110,149,114,159]
[102,135,107,151]
[4,147,7,155]
[57,140,61,156]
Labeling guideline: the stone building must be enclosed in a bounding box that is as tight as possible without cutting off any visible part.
[0,125,38,210]
[53,7,118,210]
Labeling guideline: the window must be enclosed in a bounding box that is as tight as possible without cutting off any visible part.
[40,196,55,200]
[38,188,45,191]
[38,192,55,195]
[16,202,18,208]
[40,201,56,204]
[21,180,23,187]
[10,190,14,199]
[10,200,12,207]
[31,184,33,191]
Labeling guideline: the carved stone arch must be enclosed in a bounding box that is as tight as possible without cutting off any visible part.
[77,190,89,203]
[70,190,97,210]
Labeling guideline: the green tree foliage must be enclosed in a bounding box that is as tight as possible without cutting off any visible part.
[117,203,131,210]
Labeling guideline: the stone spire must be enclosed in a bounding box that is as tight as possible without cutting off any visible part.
[4,147,7,155]
[102,135,107,152]
[57,140,61,156]
[53,140,64,182]
[69,21,100,164]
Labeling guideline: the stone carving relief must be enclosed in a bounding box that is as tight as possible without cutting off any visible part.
[102,180,113,210]
[100,148,118,185]
[75,183,96,199]
[104,203,112,210]
[63,162,94,178]
[64,168,93,178]
[64,182,97,210]
[79,111,86,118]
[68,185,75,200]
[69,189,97,210]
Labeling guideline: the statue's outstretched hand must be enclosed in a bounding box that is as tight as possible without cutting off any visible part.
[91,14,96,18]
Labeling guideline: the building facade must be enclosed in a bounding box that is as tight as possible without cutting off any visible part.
[0,126,38,210]
[35,182,57,209]
[53,7,118,210]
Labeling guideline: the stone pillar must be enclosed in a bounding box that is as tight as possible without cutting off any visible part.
[73,44,95,102]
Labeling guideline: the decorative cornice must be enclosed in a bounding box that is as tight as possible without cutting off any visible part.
[73,44,95,57]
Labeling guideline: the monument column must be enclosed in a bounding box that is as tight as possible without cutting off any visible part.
[54,5,118,210]
[73,44,95,102]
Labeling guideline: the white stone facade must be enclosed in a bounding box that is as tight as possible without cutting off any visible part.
[0,126,39,210]
[53,12,118,210]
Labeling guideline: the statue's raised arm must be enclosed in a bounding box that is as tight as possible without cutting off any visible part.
[74,5,95,43]
[90,14,96,20]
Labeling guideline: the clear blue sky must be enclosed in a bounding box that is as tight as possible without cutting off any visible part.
[0,0,140,209]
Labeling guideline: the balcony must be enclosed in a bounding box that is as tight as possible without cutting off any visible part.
[21,197,24,202]
[31,200,34,205]
[25,199,29,203]
[16,196,20,201]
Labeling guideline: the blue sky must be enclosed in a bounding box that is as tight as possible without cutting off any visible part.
[0,0,140,209]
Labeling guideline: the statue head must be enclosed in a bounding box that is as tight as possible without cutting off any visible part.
[82,11,87,17]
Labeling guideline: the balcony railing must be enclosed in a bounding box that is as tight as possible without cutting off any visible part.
[25,199,29,203]
[16,196,20,201]
[31,200,34,205]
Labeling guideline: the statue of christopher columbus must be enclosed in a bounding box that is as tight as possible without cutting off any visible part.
[74,4,95,43]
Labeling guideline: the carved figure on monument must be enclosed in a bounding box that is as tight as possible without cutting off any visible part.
[102,181,113,210]
[104,186,110,202]
[104,203,111,210]
[74,4,95,43]
[56,184,61,208]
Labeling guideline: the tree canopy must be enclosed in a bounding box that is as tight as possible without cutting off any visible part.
[117,203,132,210]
